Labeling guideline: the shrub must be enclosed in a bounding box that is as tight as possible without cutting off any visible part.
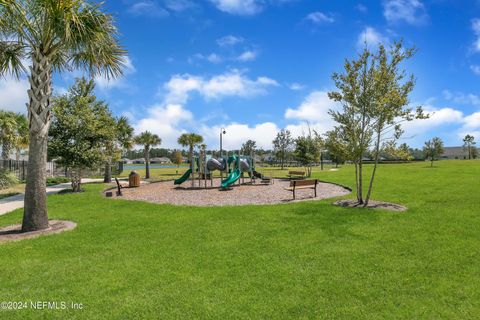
[0,169,19,190]
[46,177,70,186]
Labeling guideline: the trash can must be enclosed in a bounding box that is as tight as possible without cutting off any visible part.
[129,171,140,188]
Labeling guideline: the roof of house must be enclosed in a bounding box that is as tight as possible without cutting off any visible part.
[442,146,467,157]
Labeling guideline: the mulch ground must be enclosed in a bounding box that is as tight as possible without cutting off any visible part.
[109,178,351,206]
[333,199,407,212]
[0,220,77,244]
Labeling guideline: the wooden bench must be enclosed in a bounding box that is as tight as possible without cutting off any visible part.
[287,170,306,180]
[115,178,128,196]
[285,179,318,200]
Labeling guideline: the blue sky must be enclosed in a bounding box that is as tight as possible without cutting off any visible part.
[2,0,480,149]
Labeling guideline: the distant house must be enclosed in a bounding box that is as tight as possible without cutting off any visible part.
[441,147,468,160]
[132,158,145,164]
[150,157,172,164]
[120,158,133,164]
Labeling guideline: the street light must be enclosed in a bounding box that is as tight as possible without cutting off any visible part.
[220,128,226,158]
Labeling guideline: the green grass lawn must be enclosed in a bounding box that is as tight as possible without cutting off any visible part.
[0,160,479,319]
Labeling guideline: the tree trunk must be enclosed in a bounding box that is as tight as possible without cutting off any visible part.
[71,168,83,193]
[354,162,360,203]
[104,160,112,183]
[22,50,53,232]
[364,132,382,206]
[358,161,364,204]
[145,147,150,179]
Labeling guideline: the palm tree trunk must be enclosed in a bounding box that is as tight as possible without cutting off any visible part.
[2,141,11,160]
[145,148,150,179]
[22,50,53,232]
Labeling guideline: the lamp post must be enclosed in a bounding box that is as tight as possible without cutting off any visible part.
[220,128,226,180]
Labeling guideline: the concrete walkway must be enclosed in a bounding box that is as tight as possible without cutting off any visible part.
[0,179,104,216]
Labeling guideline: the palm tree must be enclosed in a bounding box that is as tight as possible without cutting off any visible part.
[14,113,28,161]
[177,133,203,187]
[134,131,161,179]
[0,110,17,160]
[0,0,126,231]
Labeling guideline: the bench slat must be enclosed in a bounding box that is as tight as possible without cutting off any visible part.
[289,179,317,187]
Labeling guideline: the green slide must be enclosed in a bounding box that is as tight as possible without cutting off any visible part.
[221,168,241,188]
[174,169,192,185]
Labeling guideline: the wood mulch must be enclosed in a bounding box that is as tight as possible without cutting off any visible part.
[0,220,77,244]
[109,178,351,206]
[333,199,407,212]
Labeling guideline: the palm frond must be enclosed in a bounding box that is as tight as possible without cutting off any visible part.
[0,40,27,78]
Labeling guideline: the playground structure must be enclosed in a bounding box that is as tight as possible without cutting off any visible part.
[174,147,269,189]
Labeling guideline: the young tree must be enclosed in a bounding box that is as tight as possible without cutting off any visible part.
[172,150,183,174]
[177,133,203,187]
[423,137,444,167]
[103,116,134,183]
[463,135,476,160]
[48,78,117,192]
[382,141,413,161]
[0,0,126,231]
[241,139,257,156]
[324,129,347,168]
[272,129,293,169]
[135,131,161,179]
[328,41,426,206]
[294,133,319,177]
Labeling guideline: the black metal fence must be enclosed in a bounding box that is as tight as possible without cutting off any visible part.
[0,160,64,181]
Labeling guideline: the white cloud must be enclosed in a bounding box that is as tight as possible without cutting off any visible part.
[357,27,389,48]
[236,50,258,62]
[463,112,480,130]
[201,122,280,150]
[191,53,223,64]
[217,35,244,47]
[471,19,480,53]
[164,0,196,12]
[470,64,480,75]
[306,12,335,24]
[289,83,305,91]
[163,70,279,104]
[128,1,169,17]
[285,91,339,123]
[356,4,368,13]
[95,56,136,90]
[383,0,428,25]
[400,105,464,146]
[209,0,262,15]
[0,76,29,113]
[134,104,193,147]
[443,90,480,106]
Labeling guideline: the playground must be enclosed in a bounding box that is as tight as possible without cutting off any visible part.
[112,178,350,206]
[111,147,351,206]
